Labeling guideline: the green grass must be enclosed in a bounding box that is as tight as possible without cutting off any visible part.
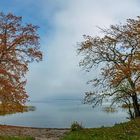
[0,136,34,140]
[61,118,140,140]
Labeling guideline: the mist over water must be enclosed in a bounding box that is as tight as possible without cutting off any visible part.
[0,99,128,128]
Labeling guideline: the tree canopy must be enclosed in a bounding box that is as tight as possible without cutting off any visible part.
[78,17,140,118]
[0,12,42,109]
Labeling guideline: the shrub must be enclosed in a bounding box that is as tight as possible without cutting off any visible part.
[70,121,83,131]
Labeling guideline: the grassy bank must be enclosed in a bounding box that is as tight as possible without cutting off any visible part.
[61,118,140,140]
[0,136,34,140]
[1,118,140,140]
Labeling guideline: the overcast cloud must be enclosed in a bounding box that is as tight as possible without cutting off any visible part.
[0,0,140,101]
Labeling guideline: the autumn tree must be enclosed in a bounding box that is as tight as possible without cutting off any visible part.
[0,12,42,110]
[78,17,140,118]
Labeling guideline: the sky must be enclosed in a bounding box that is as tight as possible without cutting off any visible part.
[0,0,140,101]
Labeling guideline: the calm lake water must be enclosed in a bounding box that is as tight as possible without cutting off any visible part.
[0,100,128,128]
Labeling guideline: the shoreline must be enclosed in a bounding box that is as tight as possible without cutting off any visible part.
[0,124,70,130]
[0,125,69,139]
[0,118,140,139]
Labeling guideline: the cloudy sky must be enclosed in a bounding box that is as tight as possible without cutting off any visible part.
[0,0,140,101]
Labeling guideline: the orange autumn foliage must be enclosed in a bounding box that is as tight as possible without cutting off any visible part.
[78,17,140,118]
[0,12,42,107]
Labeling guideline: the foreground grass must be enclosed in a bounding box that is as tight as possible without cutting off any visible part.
[0,136,34,140]
[61,118,140,140]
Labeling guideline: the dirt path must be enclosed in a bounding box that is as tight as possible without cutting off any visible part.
[0,125,69,140]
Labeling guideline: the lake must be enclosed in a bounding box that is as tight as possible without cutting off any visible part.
[0,99,128,128]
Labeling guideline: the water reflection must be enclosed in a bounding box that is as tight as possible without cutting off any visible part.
[102,107,118,113]
[0,103,36,116]
[0,100,128,128]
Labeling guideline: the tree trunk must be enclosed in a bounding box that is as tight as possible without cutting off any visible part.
[132,94,140,118]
